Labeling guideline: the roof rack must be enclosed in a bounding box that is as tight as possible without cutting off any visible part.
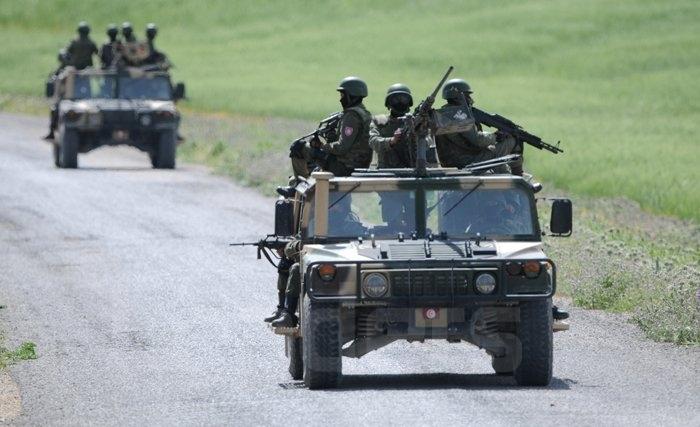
[350,154,522,178]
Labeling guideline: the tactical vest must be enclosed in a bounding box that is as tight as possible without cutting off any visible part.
[372,114,414,168]
[337,104,372,169]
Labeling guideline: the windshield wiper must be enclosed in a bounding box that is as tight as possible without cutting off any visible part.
[328,182,361,209]
[442,180,484,217]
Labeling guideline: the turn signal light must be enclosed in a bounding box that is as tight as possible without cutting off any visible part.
[523,261,542,279]
[318,264,336,281]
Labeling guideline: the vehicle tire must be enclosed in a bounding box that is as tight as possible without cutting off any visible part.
[52,143,60,168]
[513,298,553,386]
[58,126,78,168]
[153,130,176,169]
[287,335,303,380]
[302,294,341,389]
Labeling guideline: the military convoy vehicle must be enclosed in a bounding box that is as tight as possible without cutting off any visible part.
[45,66,185,168]
[257,164,572,389]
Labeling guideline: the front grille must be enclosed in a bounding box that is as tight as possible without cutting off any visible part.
[103,110,136,127]
[390,270,470,297]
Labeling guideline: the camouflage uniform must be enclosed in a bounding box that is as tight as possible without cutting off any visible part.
[369,114,414,168]
[67,36,98,70]
[291,103,372,178]
[435,111,518,173]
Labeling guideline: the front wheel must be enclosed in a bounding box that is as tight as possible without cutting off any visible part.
[58,126,78,168]
[513,298,553,386]
[287,335,303,380]
[152,130,176,169]
[302,294,341,389]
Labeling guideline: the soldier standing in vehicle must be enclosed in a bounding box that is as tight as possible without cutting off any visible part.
[277,77,372,197]
[144,23,171,70]
[66,21,98,70]
[369,83,415,169]
[270,196,365,327]
[435,79,523,175]
[98,24,120,69]
[370,83,418,229]
[121,22,137,42]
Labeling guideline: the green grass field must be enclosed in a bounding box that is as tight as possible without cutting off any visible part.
[1,0,698,221]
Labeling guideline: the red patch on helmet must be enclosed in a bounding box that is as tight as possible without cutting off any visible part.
[344,126,354,136]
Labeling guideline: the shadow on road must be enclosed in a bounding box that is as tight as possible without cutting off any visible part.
[280,374,575,391]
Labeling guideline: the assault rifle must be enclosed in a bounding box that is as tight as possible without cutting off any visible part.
[402,66,454,175]
[289,111,342,159]
[471,107,563,154]
[230,235,293,268]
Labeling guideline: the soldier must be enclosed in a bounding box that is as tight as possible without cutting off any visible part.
[44,49,70,140]
[143,23,171,70]
[66,21,98,70]
[270,196,364,327]
[98,24,120,68]
[369,83,415,169]
[121,22,137,42]
[277,77,372,197]
[435,79,523,175]
[370,83,417,230]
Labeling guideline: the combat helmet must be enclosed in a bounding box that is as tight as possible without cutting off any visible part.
[77,21,90,35]
[384,83,413,108]
[442,78,472,100]
[337,77,368,98]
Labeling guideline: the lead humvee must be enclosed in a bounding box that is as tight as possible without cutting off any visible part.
[267,166,572,389]
[45,66,185,169]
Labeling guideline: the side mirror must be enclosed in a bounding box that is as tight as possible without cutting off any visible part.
[173,82,185,101]
[550,199,572,236]
[274,199,295,237]
[45,81,55,98]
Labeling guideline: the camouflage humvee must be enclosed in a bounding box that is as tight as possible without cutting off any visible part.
[45,66,185,168]
[271,168,572,389]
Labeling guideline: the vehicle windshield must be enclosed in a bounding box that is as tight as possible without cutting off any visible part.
[308,188,416,239]
[71,75,172,100]
[426,187,535,238]
[118,76,172,100]
[306,183,536,241]
[72,75,116,99]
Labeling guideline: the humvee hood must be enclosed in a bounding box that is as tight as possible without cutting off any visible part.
[303,240,545,264]
[60,99,176,113]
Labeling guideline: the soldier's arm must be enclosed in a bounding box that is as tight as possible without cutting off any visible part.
[369,120,392,153]
[322,111,362,156]
[91,42,98,55]
[462,127,497,149]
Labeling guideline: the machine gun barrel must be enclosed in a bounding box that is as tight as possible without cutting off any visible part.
[471,107,563,154]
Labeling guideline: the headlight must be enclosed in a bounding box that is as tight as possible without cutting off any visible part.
[475,273,497,294]
[139,114,152,126]
[362,273,388,298]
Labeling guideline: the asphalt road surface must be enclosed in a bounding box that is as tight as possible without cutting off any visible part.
[1,113,698,425]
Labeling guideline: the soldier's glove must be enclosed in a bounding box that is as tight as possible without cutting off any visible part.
[390,128,403,146]
[486,144,496,152]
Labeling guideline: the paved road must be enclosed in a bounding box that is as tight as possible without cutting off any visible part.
[0,113,698,425]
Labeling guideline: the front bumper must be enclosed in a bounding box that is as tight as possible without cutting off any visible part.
[305,258,556,305]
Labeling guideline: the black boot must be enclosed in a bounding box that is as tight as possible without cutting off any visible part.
[264,292,286,323]
[271,296,298,327]
[44,130,55,140]
[552,305,569,320]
